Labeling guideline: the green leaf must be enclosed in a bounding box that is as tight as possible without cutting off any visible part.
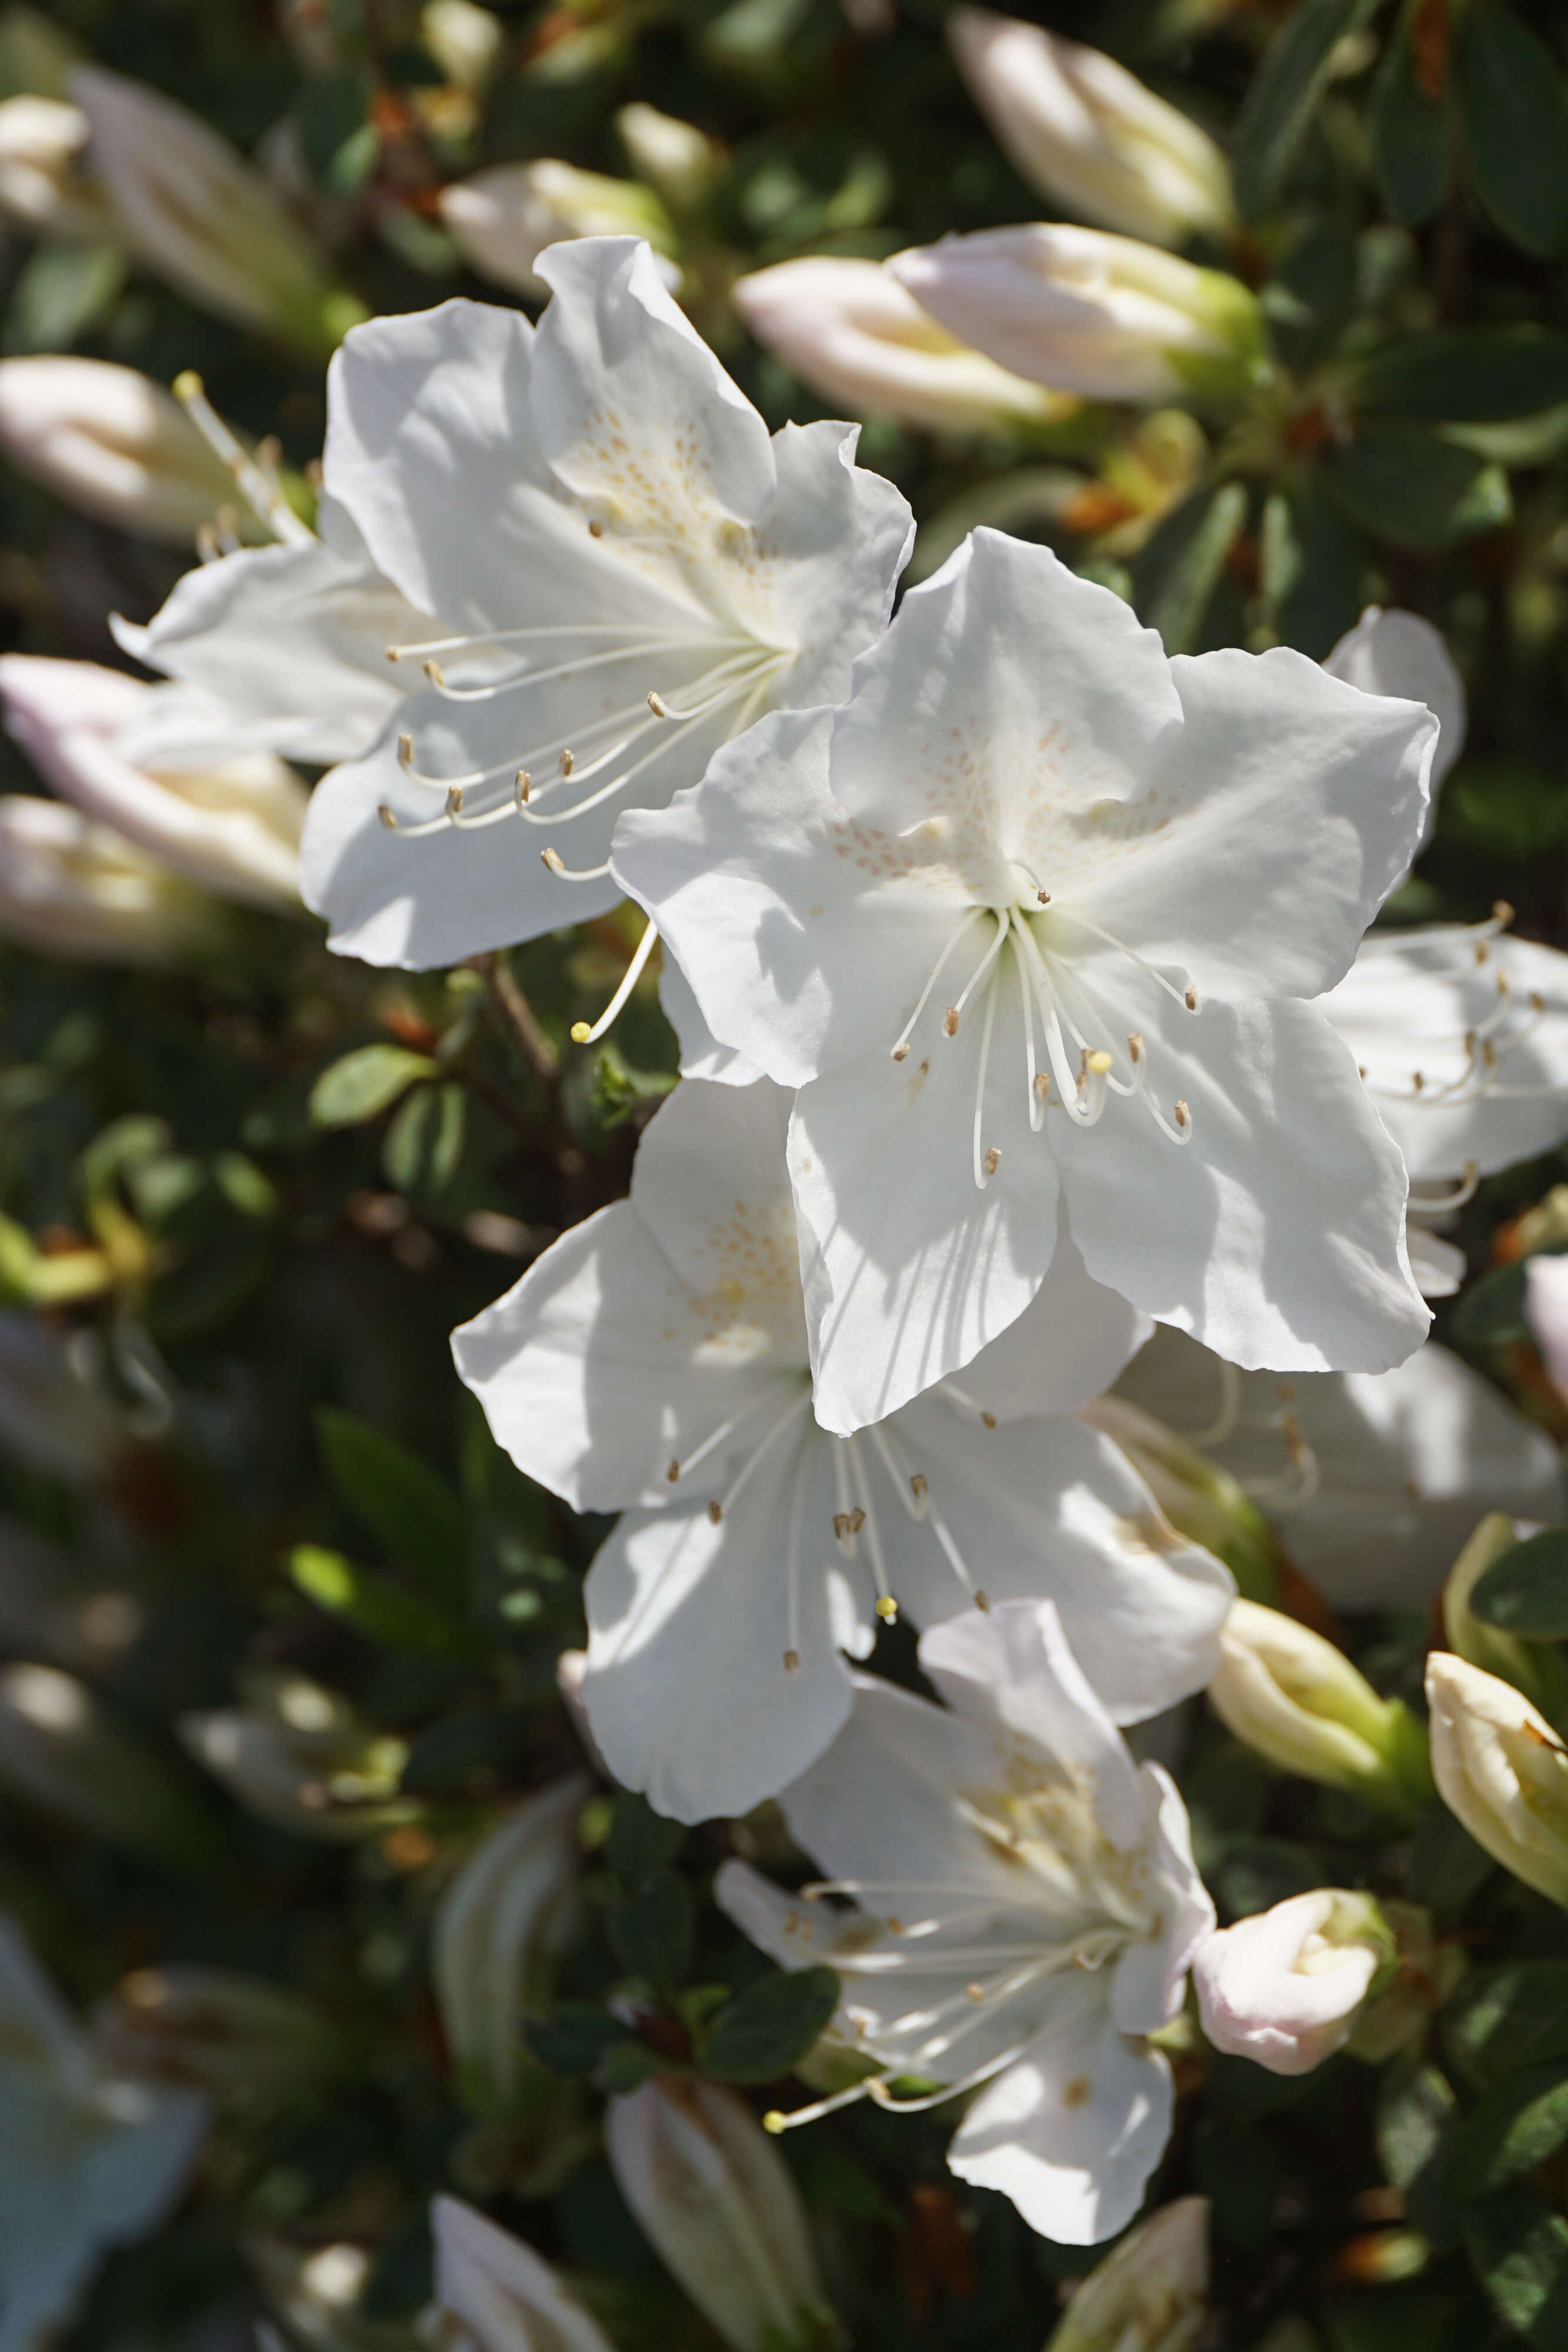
[382,1081,466,1196]
[1464,2188,1568,2343]
[1140,481,1249,658]
[1470,1529,1568,1639]
[309,1045,438,1127]
[1232,0,1379,221]
[608,1871,693,1993]
[1448,1259,1529,1345]
[702,1966,840,2084]
[1353,329,1568,423]
[316,1409,469,1604]
[606,1790,687,1891]
[1444,1964,1568,2090]
[287,1544,473,1654]
[1377,2060,1459,2246]
[1456,0,1568,257]
[1259,486,1366,658]
[1449,2063,1568,2199]
[1262,219,1356,372]
[1442,757,1568,859]
[1370,16,1454,225]
[1325,426,1512,548]
[526,2001,636,2080]
[3,242,126,355]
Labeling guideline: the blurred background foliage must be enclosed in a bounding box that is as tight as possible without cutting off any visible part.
[9,0,1568,2347]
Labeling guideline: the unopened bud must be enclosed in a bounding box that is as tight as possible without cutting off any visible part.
[948,10,1233,248]
[1426,1651,1568,1907]
[605,2077,836,2352]
[889,225,1264,405]
[0,1660,215,1866]
[1086,1394,1277,1602]
[426,2194,615,2351]
[422,0,505,93]
[733,255,1071,435]
[440,168,678,299]
[0,356,235,543]
[1442,1513,1568,1723]
[1194,1890,1395,2077]
[433,1774,588,2117]
[94,1966,340,2111]
[0,94,114,239]
[616,104,723,211]
[179,1673,416,1841]
[1046,2195,1209,2351]
[1209,1599,1432,1813]
[0,796,221,966]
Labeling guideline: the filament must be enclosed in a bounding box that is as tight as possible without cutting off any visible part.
[571,919,659,1045]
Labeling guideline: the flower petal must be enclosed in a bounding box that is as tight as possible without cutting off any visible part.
[950,1230,1147,1418]
[1108,1763,1214,2032]
[628,1075,800,1302]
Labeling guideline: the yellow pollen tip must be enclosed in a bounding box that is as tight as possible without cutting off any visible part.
[424,660,445,686]
[763,2111,787,2134]
[377,805,398,832]
[397,732,412,763]
[385,646,401,663]
[569,1022,592,1043]
[943,1007,959,1036]
[648,691,669,718]
[783,1649,799,1672]
[1495,899,1515,924]
[172,369,203,402]
[1087,1050,1113,1076]
[708,1500,723,1524]
[875,1595,899,1623]
[965,1983,985,2002]
[541,848,565,873]
[1184,986,1199,1012]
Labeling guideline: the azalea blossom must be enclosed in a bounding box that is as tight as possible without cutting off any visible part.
[454,1076,1233,1821]
[1110,1322,1564,1609]
[295,235,912,970]
[428,2194,614,2352]
[1192,1889,1392,2076]
[0,1910,208,2352]
[615,528,1434,1433]
[1,656,307,909]
[717,1600,1214,2246]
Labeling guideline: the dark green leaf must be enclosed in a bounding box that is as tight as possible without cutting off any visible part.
[1259,486,1366,658]
[606,1791,687,1891]
[1378,2059,1459,2246]
[1355,329,1568,423]
[1262,219,1357,372]
[596,2040,668,2093]
[1449,2062,1568,2198]
[382,1082,466,1196]
[1232,0,1379,221]
[1443,758,1568,859]
[287,1545,472,1654]
[309,1045,437,1128]
[1470,1529,1568,1638]
[1456,0,1568,256]
[316,1409,469,1604]
[1325,426,1512,548]
[608,1872,693,1993]
[526,2002,635,2080]
[1140,481,1249,657]
[1464,2188,1568,2343]
[1370,18,1454,225]
[1448,1259,1529,1345]
[1408,1803,1496,1914]
[1444,1964,1568,2089]
[702,1967,840,2084]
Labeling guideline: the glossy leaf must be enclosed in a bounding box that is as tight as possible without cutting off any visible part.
[1325,426,1511,548]
[1233,0,1379,220]
[1456,0,1568,256]
[702,1966,840,2084]
[309,1045,438,1127]
[316,1408,469,1603]
[1470,1529,1568,1639]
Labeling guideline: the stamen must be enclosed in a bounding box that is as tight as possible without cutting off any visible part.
[843,1433,898,1622]
[1409,1162,1480,1213]
[764,2077,888,2133]
[890,908,986,1061]
[173,370,313,547]
[972,960,1000,1188]
[540,849,613,881]
[570,919,659,1045]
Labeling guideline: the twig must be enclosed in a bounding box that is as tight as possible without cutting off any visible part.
[469,952,559,1086]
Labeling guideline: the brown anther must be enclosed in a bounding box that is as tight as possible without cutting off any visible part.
[588,518,603,538]
[983,1146,1001,1176]
[1173,1100,1190,1130]
[892,1042,910,1062]
[541,847,566,873]
[832,1513,852,1540]
[886,1916,904,1934]
[848,1507,866,1534]
[385,645,401,663]
[445,786,464,816]
[377,805,398,832]
[910,1473,928,1500]
[397,731,412,763]
[648,690,669,718]
[561,750,574,777]
[1037,887,1051,904]
[424,659,445,686]
[707,1499,722,1524]
[981,1410,997,1430]
[783,1648,799,1672]
[1494,899,1515,925]
[516,769,532,802]
[943,1007,960,1036]
[1127,1032,1143,1062]
[1034,1072,1051,1102]
[965,1983,985,2002]
[1184,985,1199,1012]
[1533,990,1546,1012]
[975,1589,991,1612]
[666,1459,679,1483]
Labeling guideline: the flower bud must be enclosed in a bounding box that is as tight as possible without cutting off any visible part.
[0,796,221,966]
[1442,1512,1568,1723]
[427,2194,614,2352]
[948,9,1233,248]
[179,1673,417,1841]
[605,2078,836,2352]
[0,1660,216,1866]
[1046,2196,1209,2352]
[433,1773,588,2117]
[71,66,361,355]
[422,0,505,93]
[1,657,306,909]
[733,255,1070,435]
[1086,1394,1277,1602]
[0,357,235,544]
[1194,1890,1395,2077]
[440,168,678,299]
[1526,1252,1568,1404]
[1345,1899,1465,2063]
[0,94,115,239]
[616,104,723,212]
[889,225,1264,403]
[1208,1599,1433,1812]
[93,1966,341,2112]
[1426,1650,1568,1907]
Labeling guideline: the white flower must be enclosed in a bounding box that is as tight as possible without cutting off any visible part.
[428,2194,613,2352]
[1111,1322,1564,1609]
[0,796,219,965]
[605,2079,833,2352]
[1193,1890,1392,2077]
[1527,1253,1568,1402]
[0,356,232,544]
[718,1600,1214,2246]
[614,528,1434,1434]
[1426,1652,1568,1908]
[298,236,913,970]
[1207,1600,1430,1811]
[1046,2196,1209,2352]
[440,162,678,300]
[887,226,1262,402]
[1,657,306,908]
[432,1773,588,2116]
[71,66,352,353]
[947,10,1233,247]
[732,255,1072,434]
[1322,605,1466,828]
[0,1910,208,2352]
[454,1076,1232,1823]
[0,95,114,241]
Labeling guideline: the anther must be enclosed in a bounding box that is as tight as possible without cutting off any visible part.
[1412,1070,1424,1093]
[983,1146,1000,1176]
[763,2112,786,2134]
[385,645,400,663]
[1184,985,1199,1012]
[848,1508,865,1534]
[1495,899,1515,925]
[445,786,464,817]
[981,1412,996,1429]
[875,1595,899,1623]
[1086,1049,1113,1076]
[666,1459,679,1483]
[965,1983,984,2002]
[648,691,669,718]
[975,1589,990,1612]
[424,660,445,686]
[515,770,531,803]
[588,519,603,538]
[561,750,574,777]
[541,848,566,873]
[1173,1100,1190,1131]
[1036,888,1051,904]
[378,804,398,832]
[910,1474,928,1499]
[943,1007,960,1036]
[398,732,413,765]
[1533,991,1546,1012]
[892,1043,909,1062]
[783,1649,799,1672]
[708,1500,723,1524]
[1034,1072,1050,1102]
[1127,1033,1144,1063]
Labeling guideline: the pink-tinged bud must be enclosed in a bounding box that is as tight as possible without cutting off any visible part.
[889,225,1263,404]
[440,169,678,299]
[733,255,1071,435]
[1426,1650,1568,1907]
[606,2078,836,2352]
[948,10,1233,247]
[0,95,114,239]
[0,797,221,966]
[1,657,306,908]
[427,2195,615,2351]
[1194,1890,1394,2076]
[0,358,232,543]
[1047,2197,1209,2351]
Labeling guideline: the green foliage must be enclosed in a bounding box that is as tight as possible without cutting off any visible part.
[1469,1530,1568,1640]
[700,1966,840,2084]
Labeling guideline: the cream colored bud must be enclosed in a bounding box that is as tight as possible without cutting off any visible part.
[179,1673,417,1841]
[1426,1651,1568,1907]
[1194,1890,1394,2077]
[0,357,233,543]
[1047,2196,1209,2352]
[433,1773,588,2117]
[733,255,1072,435]
[428,2195,615,2352]
[0,797,221,966]
[1209,1599,1432,1811]
[889,224,1263,404]
[0,94,114,239]
[71,66,360,354]
[616,103,723,211]
[440,164,678,299]
[422,0,505,92]
[605,2078,835,2352]
[1442,1512,1568,1723]
[948,10,1233,247]
[94,1966,340,2111]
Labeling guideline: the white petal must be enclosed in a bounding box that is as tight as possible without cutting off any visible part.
[946,1991,1175,2245]
[1408,1221,1465,1299]
[1055,987,1429,1373]
[433,2196,616,2352]
[1527,1255,1568,1404]
[1108,1764,1214,2033]
[629,1075,800,1299]
[659,954,762,1084]
[1323,605,1466,795]
[952,1229,1148,1418]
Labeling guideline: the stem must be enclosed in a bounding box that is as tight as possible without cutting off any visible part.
[469,952,559,1086]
